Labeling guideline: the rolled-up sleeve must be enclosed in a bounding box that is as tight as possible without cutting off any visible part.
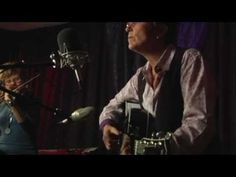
[99,68,142,130]
[171,49,216,154]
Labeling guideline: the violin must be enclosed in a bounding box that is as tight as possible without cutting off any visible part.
[0,74,40,106]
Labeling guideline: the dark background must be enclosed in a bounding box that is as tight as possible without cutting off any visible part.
[0,22,234,154]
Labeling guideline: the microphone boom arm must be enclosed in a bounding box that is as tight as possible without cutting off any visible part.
[0,62,54,70]
[0,85,69,120]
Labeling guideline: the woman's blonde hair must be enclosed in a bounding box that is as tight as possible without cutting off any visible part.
[0,61,23,101]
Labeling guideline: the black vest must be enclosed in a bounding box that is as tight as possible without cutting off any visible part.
[138,48,185,133]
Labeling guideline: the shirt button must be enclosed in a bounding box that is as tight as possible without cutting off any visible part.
[155,66,162,73]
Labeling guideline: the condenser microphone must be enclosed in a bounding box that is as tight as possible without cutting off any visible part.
[58,106,94,124]
[50,28,89,88]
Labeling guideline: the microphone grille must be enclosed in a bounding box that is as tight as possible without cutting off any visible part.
[71,106,94,121]
[57,28,82,54]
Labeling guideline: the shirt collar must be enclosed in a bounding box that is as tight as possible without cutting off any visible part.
[142,44,176,75]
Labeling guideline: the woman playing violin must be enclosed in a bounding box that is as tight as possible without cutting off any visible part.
[0,61,39,155]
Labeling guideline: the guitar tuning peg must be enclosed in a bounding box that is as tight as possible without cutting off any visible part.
[155,131,165,139]
[151,132,157,138]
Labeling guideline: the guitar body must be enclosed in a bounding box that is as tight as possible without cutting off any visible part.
[122,102,171,155]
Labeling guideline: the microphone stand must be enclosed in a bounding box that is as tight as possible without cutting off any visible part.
[74,69,82,90]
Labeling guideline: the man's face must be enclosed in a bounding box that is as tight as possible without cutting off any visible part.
[4,74,22,91]
[125,22,156,53]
